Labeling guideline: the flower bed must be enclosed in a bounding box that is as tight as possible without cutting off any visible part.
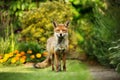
[0,50,48,65]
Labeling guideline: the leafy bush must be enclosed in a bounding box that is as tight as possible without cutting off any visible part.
[69,0,108,61]
[0,0,40,30]
[109,39,120,72]
[20,1,73,48]
[70,0,120,68]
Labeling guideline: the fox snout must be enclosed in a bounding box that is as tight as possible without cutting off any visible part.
[60,33,62,37]
[57,33,65,38]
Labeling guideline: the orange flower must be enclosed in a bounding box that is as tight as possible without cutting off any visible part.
[22,56,26,59]
[14,56,19,61]
[30,55,35,59]
[36,53,41,58]
[43,52,48,57]
[11,58,17,64]
[0,55,3,59]
[27,50,32,54]
[20,58,25,63]
[16,53,21,57]
[20,51,25,56]
[14,50,19,54]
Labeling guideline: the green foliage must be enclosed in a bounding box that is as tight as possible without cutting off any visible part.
[0,0,40,31]
[18,41,44,53]
[0,24,18,54]
[20,1,73,48]
[0,11,11,37]
[109,39,120,72]
[70,0,120,68]
[17,41,45,62]
[0,37,10,55]
[92,0,120,68]
[82,4,114,65]
[9,0,37,17]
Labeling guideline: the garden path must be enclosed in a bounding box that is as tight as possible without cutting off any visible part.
[88,64,120,80]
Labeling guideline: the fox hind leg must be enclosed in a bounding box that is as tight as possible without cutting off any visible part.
[51,54,54,71]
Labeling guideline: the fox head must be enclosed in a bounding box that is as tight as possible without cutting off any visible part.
[53,21,69,39]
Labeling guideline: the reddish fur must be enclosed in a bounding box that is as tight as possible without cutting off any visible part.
[34,21,69,72]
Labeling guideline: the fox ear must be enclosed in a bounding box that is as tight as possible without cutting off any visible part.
[65,21,70,27]
[52,21,57,28]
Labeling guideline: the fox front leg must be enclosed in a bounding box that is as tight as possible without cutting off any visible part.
[63,53,66,71]
[54,52,61,72]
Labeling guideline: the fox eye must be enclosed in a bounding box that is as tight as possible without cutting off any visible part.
[56,30,60,32]
[62,30,67,32]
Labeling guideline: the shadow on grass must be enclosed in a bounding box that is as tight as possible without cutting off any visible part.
[0,72,30,80]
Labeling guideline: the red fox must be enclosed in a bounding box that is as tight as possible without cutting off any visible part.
[34,21,69,72]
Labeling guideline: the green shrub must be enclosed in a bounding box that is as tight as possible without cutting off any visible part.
[20,1,73,48]
[18,41,44,53]
[109,39,120,72]
[69,0,108,61]
[17,41,45,62]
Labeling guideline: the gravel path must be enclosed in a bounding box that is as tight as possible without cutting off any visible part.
[89,65,120,80]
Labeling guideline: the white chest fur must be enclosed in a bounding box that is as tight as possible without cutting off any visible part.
[54,37,68,52]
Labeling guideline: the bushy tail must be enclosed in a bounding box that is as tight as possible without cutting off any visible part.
[34,58,51,69]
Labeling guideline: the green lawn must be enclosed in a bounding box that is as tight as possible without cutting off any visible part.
[0,60,93,80]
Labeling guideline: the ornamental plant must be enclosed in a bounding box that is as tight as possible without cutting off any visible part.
[17,41,46,62]
[0,49,48,65]
[0,41,48,65]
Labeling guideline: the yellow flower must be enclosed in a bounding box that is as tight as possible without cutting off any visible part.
[11,58,17,64]
[27,50,32,54]
[30,55,35,59]
[0,59,3,63]
[20,58,25,63]
[36,53,41,58]
[4,54,10,58]
[9,53,14,57]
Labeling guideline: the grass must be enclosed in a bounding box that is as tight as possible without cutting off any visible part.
[0,60,93,80]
